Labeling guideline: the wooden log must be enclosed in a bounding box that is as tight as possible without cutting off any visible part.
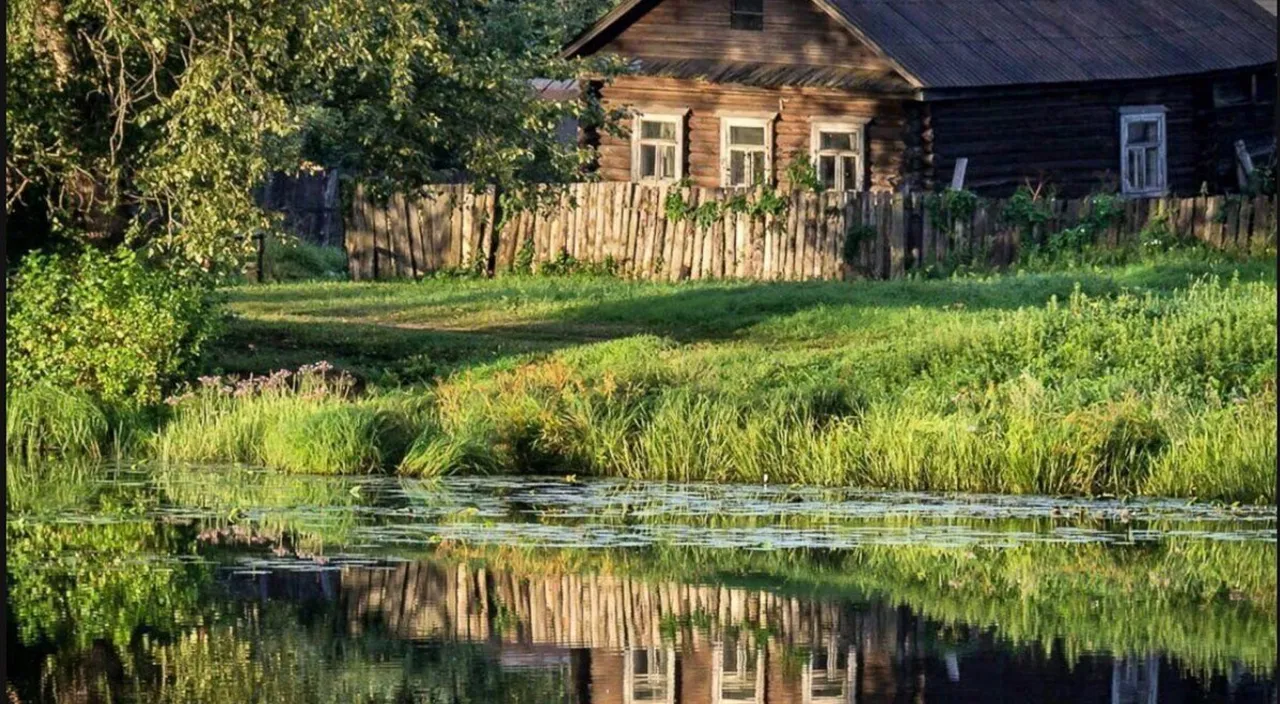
[1193,196,1209,245]
[684,188,702,280]
[712,188,726,278]
[784,191,799,280]
[405,195,423,278]
[654,185,671,281]
[620,184,636,274]
[889,195,906,277]
[1237,196,1254,251]
[1252,195,1274,253]
[920,195,937,270]
[749,208,764,278]
[345,185,369,281]
[1224,197,1242,250]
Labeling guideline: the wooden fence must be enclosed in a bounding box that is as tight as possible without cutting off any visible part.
[344,183,1276,281]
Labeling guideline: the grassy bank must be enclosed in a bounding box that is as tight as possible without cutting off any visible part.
[10,251,1277,500]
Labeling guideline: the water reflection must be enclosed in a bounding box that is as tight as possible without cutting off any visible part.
[6,469,1277,703]
[197,557,1273,704]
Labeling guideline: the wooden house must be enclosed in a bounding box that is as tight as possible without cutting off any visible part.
[563,0,1278,197]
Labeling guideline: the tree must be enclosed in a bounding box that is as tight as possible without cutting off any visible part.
[6,0,623,272]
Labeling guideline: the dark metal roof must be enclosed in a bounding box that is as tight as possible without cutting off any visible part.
[625,58,916,93]
[827,0,1278,88]
[564,0,1278,90]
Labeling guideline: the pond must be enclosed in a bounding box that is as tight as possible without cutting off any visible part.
[6,465,1277,703]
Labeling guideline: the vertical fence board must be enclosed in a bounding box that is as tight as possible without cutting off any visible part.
[889,195,906,277]
[351,184,1273,281]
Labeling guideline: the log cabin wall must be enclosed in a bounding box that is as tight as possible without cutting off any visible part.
[1202,67,1278,190]
[596,77,912,191]
[927,69,1275,199]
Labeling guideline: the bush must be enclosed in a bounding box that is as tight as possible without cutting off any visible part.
[253,238,348,282]
[6,247,222,406]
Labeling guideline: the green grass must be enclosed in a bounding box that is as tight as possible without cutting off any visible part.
[6,383,111,462]
[18,250,1278,500]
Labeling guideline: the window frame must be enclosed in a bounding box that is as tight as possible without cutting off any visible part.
[1119,106,1168,197]
[809,119,870,192]
[720,115,775,188]
[631,111,686,183]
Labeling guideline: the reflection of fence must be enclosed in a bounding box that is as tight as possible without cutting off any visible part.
[332,560,1191,703]
[340,561,854,650]
[344,182,1277,281]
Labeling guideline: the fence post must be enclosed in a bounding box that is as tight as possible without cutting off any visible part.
[255,232,266,283]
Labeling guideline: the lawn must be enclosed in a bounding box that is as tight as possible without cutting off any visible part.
[173,250,1277,501]
[14,250,1274,500]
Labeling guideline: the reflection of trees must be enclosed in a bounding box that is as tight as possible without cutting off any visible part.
[7,546,1278,704]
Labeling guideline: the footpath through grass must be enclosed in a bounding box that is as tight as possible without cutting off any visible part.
[12,251,1277,500]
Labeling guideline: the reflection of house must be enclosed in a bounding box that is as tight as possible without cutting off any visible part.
[311,560,1269,703]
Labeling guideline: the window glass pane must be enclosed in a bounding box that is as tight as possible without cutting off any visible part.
[1214,76,1253,107]
[1257,71,1276,103]
[640,144,657,178]
[751,151,765,185]
[841,155,858,191]
[1126,148,1143,190]
[1126,120,1156,144]
[730,0,763,30]
[819,131,852,151]
[660,145,676,178]
[730,151,746,186]
[729,125,765,146]
[641,120,675,141]
[1143,148,1160,189]
[818,155,837,189]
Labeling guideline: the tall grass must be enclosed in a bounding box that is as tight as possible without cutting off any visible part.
[154,364,425,474]
[390,276,1274,499]
[12,266,1276,500]
[6,383,110,461]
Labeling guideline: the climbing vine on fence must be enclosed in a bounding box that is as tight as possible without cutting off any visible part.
[924,189,981,234]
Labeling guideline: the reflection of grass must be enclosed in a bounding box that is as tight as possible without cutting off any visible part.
[20,599,572,704]
[6,519,209,651]
[432,536,1276,675]
[154,465,366,551]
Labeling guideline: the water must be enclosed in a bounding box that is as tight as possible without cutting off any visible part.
[6,466,1277,703]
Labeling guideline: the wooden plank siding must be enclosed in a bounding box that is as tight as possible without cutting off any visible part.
[599,0,894,72]
[597,77,910,191]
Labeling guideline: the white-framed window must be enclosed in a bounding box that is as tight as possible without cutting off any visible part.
[631,112,685,182]
[721,116,773,187]
[810,120,868,191]
[1119,106,1167,196]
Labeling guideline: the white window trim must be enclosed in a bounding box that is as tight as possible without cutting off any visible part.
[1119,106,1168,197]
[631,111,686,183]
[720,115,775,187]
[810,119,870,192]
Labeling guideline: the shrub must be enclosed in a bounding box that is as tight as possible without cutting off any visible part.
[254,238,348,282]
[6,247,221,406]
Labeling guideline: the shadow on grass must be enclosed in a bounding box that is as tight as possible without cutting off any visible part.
[212,256,1277,383]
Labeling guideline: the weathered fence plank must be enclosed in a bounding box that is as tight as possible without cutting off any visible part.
[348,183,1274,281]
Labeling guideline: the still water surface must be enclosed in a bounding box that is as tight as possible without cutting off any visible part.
[6,467,1277,703]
